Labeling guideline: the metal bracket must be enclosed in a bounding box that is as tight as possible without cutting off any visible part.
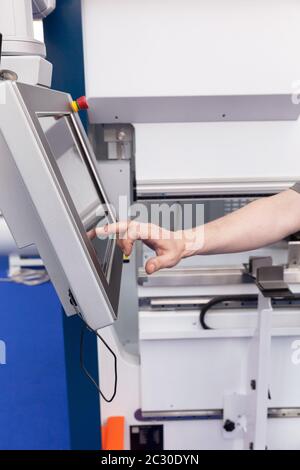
[223,393,248,439]
[223,292,273,450]
[248,255,273,278]
[288,241,300,267]
[256,265,293,298]
[245,293,272,450]
[246,255,294,298]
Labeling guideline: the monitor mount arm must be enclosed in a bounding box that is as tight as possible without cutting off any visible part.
[0,0,55,58]
[32,0,56,19]
[0,33,18,82]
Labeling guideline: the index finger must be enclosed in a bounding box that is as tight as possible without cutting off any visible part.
[95,221,130,238]
[95,221,160,241]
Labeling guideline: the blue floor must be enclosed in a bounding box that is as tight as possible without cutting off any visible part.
[0,257,70,449]
[0,256,101,450]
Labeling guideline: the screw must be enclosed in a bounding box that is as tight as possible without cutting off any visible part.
[250,379,256,390]
[223,419,235,432]
[117,130,126,141]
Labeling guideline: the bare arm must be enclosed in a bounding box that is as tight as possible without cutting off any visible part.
[95,189,300,274]
[185,189,300,256]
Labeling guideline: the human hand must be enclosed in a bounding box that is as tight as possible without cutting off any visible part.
[93,221,189,274]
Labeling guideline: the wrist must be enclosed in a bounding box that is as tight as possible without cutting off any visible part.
[176,227,206,258]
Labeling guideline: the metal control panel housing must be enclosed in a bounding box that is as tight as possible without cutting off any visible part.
[0,81,122,330]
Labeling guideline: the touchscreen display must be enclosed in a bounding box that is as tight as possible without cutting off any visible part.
[38,114,114,278]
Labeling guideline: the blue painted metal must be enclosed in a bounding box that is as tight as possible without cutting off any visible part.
[44,0,88,129]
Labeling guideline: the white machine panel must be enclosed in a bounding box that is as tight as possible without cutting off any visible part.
[82,0,300,123]
[82,0,300,98]
[134,121,300,192]
[139,310,300,412]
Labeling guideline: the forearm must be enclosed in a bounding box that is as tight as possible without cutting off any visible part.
[183,189,300,257]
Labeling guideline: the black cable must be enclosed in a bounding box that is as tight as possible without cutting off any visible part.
[79,315,118,403]
[199,294,259,330]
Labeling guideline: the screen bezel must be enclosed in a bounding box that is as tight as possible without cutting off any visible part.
[16,83,123,318]
[37,113,115,280]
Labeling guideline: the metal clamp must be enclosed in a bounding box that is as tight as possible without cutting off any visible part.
[256,265,293,298]
[246,256,294,298]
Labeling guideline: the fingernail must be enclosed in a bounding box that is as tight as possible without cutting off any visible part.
[148,263,155,273]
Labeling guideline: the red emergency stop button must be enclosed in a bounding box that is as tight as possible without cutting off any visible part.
[71,96,89,112]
